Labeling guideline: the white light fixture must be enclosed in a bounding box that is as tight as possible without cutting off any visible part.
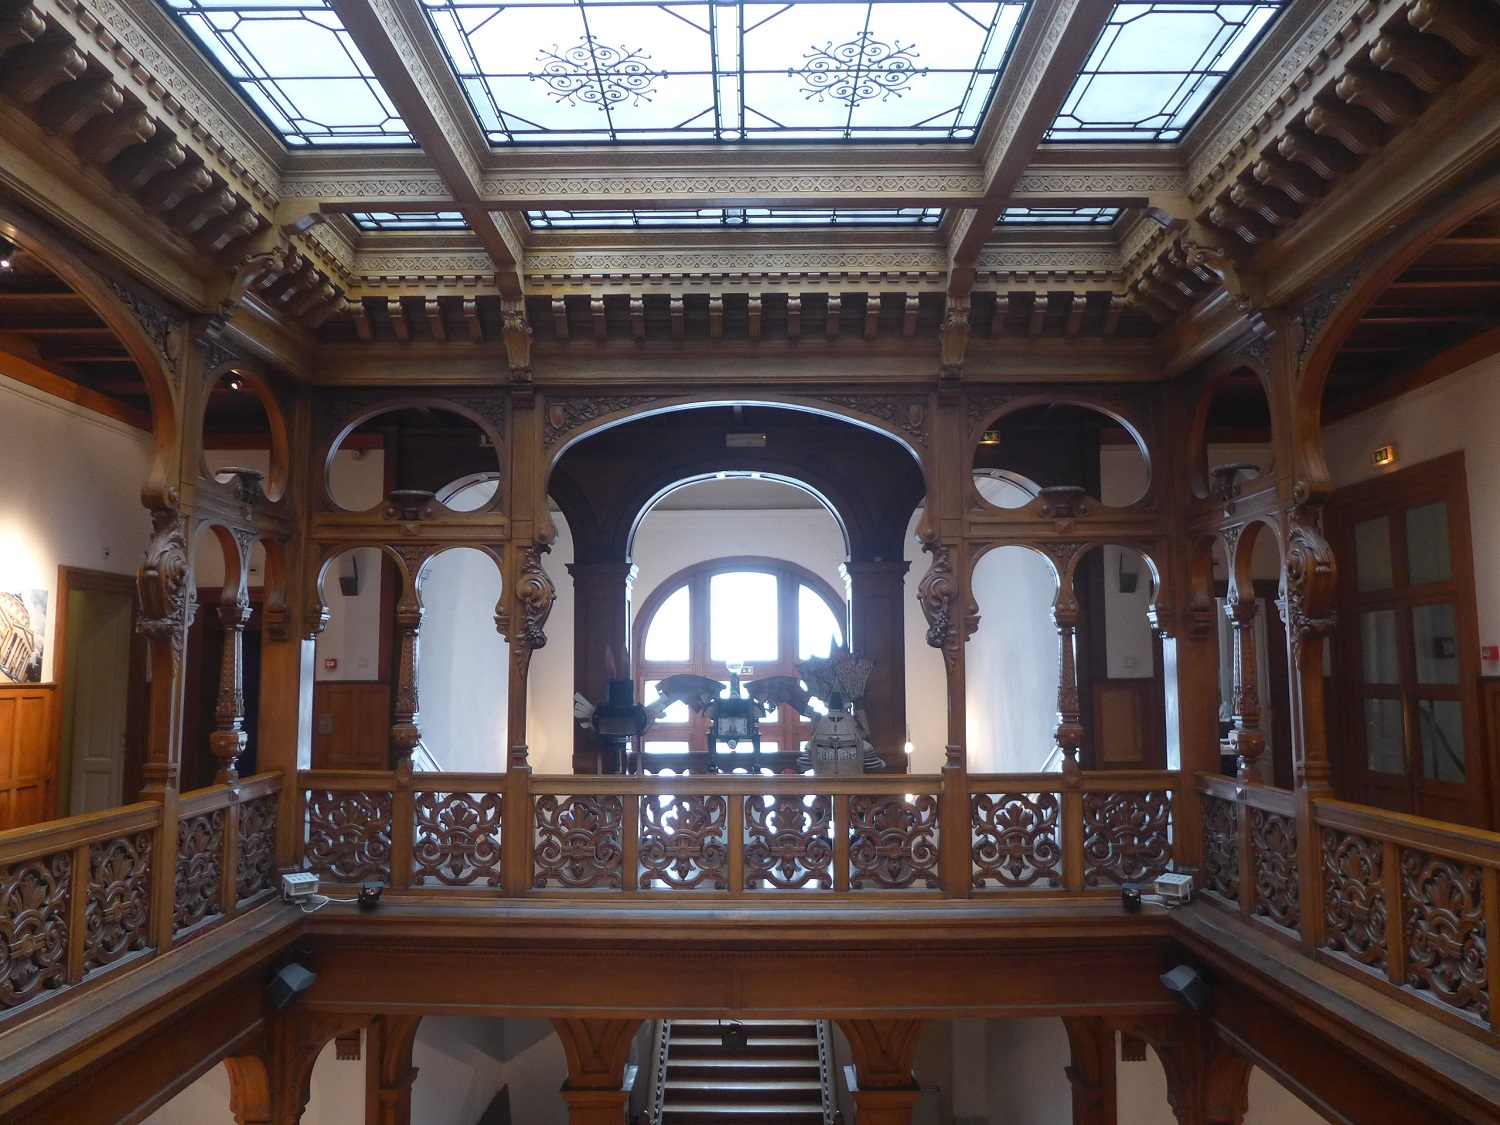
[0,237,14,271]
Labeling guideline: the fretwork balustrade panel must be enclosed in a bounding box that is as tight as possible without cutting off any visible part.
[971,792,1062,889]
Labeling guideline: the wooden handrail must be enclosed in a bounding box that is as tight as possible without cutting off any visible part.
[0,802,160,865]
[1313,798,1500,868]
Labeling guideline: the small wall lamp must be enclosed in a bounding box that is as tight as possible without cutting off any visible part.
[0,237,15,271]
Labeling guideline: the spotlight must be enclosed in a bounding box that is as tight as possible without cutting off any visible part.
[1160,964,1211,1013]
[358,882,384,910]
[0,236,14,271]
[1120,882,1142,912]
[267,962,317,1013]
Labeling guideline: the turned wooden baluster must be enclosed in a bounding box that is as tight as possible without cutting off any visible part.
[1054,593,1085,771]
[1224,594,1265,781]
[209,589,251,783]
[390,596,423,777]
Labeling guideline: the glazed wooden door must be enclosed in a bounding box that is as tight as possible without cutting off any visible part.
[1329,453,1488,827]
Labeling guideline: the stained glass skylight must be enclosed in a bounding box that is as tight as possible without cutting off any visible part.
[1048,1,1284,142]
[527,207,943,228]
[161,0,413,146]
[421,0,1030,143]
[1001,207,1121,225]
[351,211,471,231]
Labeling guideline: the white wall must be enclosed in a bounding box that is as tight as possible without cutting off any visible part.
[0,374,154,682]
[965,547,1059,774]
[412,1017,568,1125]
[527,511,576,775]
[1323,351,1500,673]
[417,547,509,772]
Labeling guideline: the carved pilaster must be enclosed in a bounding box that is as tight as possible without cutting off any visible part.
[210,589,252,784]
[509,538,556,769]
[1224,596,1264,782]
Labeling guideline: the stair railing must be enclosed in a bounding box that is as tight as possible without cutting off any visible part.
[817,1019,836,1125]
[649,1018,671,1125]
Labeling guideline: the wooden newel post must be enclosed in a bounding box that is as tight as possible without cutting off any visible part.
[1223,595,1264,782]
[211,591,252,783]
[1054,597,1084,772]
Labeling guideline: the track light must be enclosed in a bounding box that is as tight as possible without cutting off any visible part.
[0,237,14,271]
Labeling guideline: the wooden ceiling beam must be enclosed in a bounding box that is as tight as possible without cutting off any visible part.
[328,0,525,298]
[946,0,1118,297]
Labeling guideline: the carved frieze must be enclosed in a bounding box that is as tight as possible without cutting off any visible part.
[137,509,196,667]
[543,396,660,448]
[104,276,183,388]
[814,394,928,447]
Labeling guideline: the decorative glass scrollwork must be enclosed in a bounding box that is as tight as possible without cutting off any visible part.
[536,36,661,109]
[793,33,926,107]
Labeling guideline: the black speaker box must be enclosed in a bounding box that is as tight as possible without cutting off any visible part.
[268,962,317,1013]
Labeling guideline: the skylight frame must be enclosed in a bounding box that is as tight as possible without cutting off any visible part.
[159,0,416,148]
[526,206,946,229]
[1000,206,1122,225]
[1046,0,1286,143]
[420,0,1032,145]
[351,211,473,231]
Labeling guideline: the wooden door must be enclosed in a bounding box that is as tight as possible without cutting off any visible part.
[61,586,134,814]
[0,685,55,828]
[1329,453,1488,827]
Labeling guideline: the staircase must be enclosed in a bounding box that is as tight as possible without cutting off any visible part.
[656,1019,829,1125]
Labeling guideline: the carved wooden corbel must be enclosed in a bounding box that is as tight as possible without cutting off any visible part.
[501,298,533,386]
[916,537,962,674]
[137,508,195,669]
[938,295,970,383]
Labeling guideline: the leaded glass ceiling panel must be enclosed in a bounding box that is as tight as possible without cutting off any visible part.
[352,211,471,230]
[1048,0,1283,142]
[422,0,1029,143]
[162,0,413,145]
[1001,206,1121,224]
[527,207,944,227]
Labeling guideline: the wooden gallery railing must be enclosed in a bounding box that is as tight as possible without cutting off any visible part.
[0,772,282,1019]
[297,770,1178,896]
[1198,774,1500,1039]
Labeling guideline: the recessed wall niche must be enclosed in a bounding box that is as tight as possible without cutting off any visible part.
[201,369,289,502]
[972,403,1150,509]
[326,406,500,513]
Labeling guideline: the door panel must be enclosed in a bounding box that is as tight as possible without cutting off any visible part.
[1330,452,1488,828]
[63,588,133,815]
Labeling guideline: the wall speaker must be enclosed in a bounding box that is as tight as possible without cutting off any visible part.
[1160,964,1210,1013]
[268,962,317,1013]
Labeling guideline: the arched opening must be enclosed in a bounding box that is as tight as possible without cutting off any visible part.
[972,402,1151,510]
[325,405,501,513]
[1191,365,1274,501]
[201,367,290,503]
[312,546,391,771]
[416,545,507,772]
[412,1018,570,1125]
[966,545,1059,774]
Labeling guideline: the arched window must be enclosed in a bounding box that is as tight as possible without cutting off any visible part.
[633,557,846,772]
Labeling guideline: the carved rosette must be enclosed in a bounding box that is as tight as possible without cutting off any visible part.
[137,509,196,668]
[638,794,729,890]
[0,852,71,1008]
[237,793,278,901]
[1321,829,1387,971]
[1081,791,1172,887]
[305,790,394,883]
[970,791,1062,889]
[1200,795,1239,901]
[84,832,153,972]
[743,793,834,890]
[532,795,624,889]
[1250,808,1299,932]
[849,794,940,890]
[1401,849,1487,1020]
[412,791,503,887]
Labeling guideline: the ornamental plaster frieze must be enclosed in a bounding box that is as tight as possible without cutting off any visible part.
[521,248,950,274]
[1010,168,1187,198]
[280,175,454,207]
[974,247,1123,273]
[306,221,357,282]
[51,0,281,204]
[1184,0,1396,202]
[476,172,986,200]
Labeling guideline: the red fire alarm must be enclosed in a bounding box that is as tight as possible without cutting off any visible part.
[1482,646,1498,662]
[323,657,338,671]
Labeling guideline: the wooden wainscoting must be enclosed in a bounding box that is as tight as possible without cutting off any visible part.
[0,683,55,829]
[311,680,390,770]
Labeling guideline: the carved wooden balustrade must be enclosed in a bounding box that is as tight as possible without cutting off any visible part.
[297,769,1178,898]
[1198,774,1500,1040]
[0,772,282,1020]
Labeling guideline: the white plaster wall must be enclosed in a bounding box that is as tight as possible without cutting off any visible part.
[527,511,576,775]
[417,547,509,772]
[983,1018,1073,1125]
[965,546,1059,774]
[1322,351,1500,671]
[314,546,385,683]
[141,1060,234,1124]
[411,1017,567,1125]
[0,374,153,681]
[1118,1048,1328,1125]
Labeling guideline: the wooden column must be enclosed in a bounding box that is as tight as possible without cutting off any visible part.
[1053,594,1085,771]
[567,562,635,773]
[1062,1017,1117,1125]
[1223,594,1264,782]
[211,586,252,784]
[365,1015,421,1125]
[837,1019,926,1125]
[551,1018,641,1125]
[388,550,425,775]
[842,559,910,769]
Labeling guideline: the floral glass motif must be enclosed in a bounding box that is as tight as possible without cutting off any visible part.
[421,0,1029,142]
[159,0,413,146]
[527,207,944,229]
[1048,0,1285,142]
